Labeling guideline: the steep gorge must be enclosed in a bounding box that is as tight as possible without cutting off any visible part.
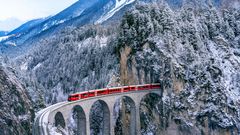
[117,3,240,135]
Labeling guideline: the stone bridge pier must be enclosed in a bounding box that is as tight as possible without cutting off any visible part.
[47,89,162,135]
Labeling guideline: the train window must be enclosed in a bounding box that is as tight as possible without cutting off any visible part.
[109,89,114,93]
[123,87,129,92]
[97,90,108,95]
[72,95,78,98]
[81,93,88,98]
[138,86,145,90]
[88,92,95,97]
[128,87,134,91]
[152,85,160,88]
[109,88,121,93]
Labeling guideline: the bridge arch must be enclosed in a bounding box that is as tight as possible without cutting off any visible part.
[54,111,66,129]
[90,100,110,135]
[139,93,162,134]
[68,105,86,135]
[114,96,136,135]
[36,86,162,135]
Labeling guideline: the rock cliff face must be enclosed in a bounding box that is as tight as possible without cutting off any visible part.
[117,3,240,135]
[0,65,34,135]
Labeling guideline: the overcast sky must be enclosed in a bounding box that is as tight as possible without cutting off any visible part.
[0,0,78,21]
[0,0,77,31]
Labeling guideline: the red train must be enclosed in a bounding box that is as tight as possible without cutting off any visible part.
[68,84,160,102]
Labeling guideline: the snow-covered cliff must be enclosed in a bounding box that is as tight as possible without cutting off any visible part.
[116,3,240,134]
[0,64,34,135]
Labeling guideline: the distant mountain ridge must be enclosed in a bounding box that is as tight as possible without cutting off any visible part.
[0,0,136,57]
[8,18,48,36]
[0,31,8,37]
[0,0,238,57]
[0,18,24,31]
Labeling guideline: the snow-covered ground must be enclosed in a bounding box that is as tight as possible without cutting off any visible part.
[96,0,136,24]
[0,35,11,42]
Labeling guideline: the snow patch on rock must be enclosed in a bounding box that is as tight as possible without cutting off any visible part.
[96,0,136,24]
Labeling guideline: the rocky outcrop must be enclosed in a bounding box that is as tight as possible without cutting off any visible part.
[117,3,240,135]
[0,66,34,135]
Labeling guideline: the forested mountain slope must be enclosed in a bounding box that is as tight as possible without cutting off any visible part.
[116,3,240,134]
[0,64,34,135]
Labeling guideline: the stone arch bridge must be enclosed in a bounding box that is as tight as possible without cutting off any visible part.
[33,88,162,135]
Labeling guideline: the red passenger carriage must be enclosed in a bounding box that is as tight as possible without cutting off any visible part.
[68,83,160,102]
